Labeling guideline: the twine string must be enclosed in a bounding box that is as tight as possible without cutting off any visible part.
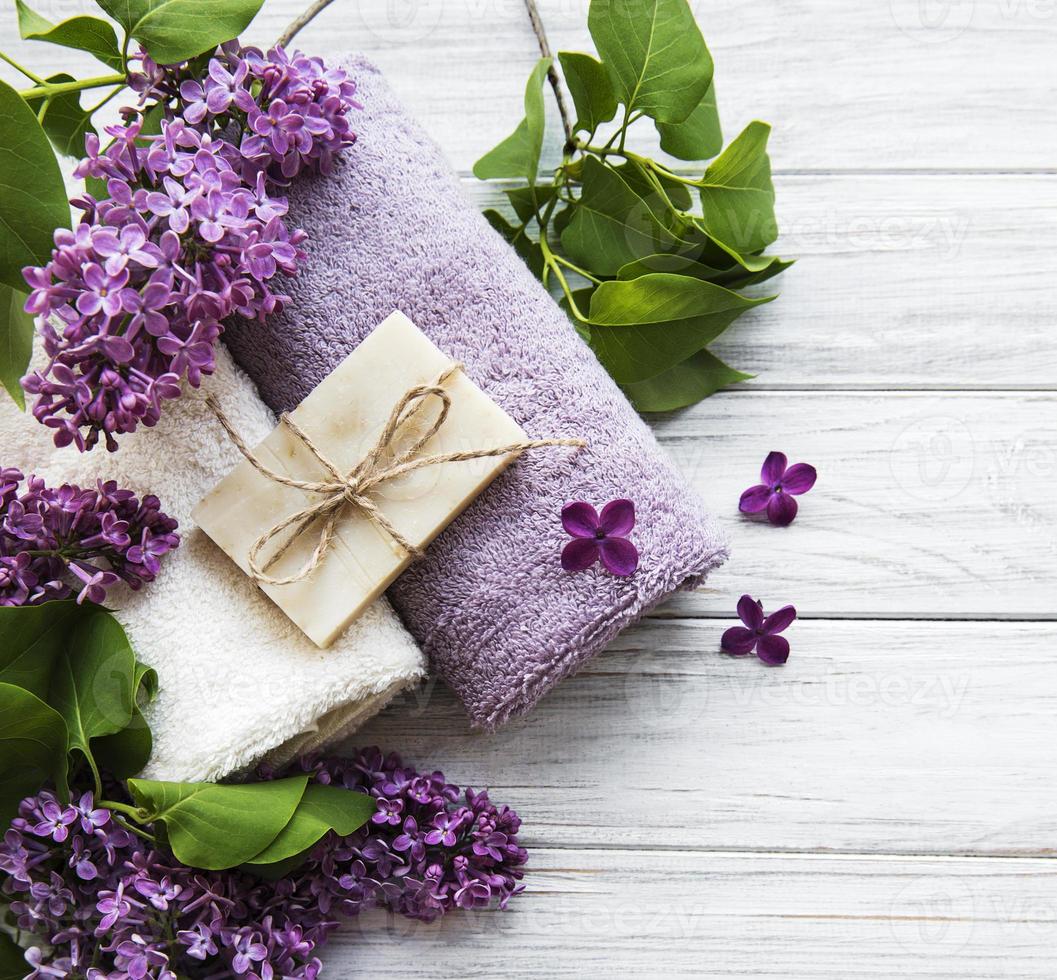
[205,363,585,587]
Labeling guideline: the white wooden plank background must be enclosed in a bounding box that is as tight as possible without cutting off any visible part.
[1,0,1055,976]
[334,852,1057,979]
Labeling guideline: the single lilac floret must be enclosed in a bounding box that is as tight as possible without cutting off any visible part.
[739,451,817,526]
[721,594,796,664]
[560,498,639,576]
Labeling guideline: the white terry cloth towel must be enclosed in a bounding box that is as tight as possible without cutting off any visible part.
[0,343,425,782]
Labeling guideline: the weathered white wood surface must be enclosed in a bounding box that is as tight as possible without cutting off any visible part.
[255,0,1057,173]
[3,1,1057,172]
[334,850,1057,978]
[355,619,1057,855]
[654,392,1057,617]
[1,0,1055,976]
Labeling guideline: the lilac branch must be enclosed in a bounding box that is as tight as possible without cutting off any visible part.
[277,0,340,47]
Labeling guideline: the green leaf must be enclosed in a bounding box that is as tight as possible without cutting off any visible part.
[612,159,692,214]
[93,0,151,31]
[561,156,684,275]
[698,120,777,253]
[552,203,573,239]
[0,283,32,409]
[0,932,27,980]
[618,250,792,289]
[586,272,772,382]
[484,209,545,281]
[0,79,69,292]
[242,850,314,881]
[0,683,68,823]
[623,347,751,411]
[85,173,108,200]
[128,775,310,870]
[26,74,98,160]
[656,81,722,161]
[17,1,123,71]
[50,608,137,765]
[97,0,266,64]
[504,184,557,224]
[92,661,157,779]
[473,57,550,183]
[588,0,713,123]
[714,255,792,290]
[0,602,150,779]
[558,51,617,134]
[618,252,728,280]
[0,601,83,697]
[244,784,376,869]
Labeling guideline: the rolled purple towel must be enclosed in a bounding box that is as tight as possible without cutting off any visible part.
[222,56,727,728]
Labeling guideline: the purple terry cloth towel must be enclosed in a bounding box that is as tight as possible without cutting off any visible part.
[222,56,728,729]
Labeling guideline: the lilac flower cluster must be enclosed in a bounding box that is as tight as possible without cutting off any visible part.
[0,750,527,978]
[0,468,178,607]
[134,42,360,183]
[22,44,359,452]
[282,748,527,922]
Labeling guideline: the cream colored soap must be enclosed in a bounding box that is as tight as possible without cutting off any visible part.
[193,311,527,648]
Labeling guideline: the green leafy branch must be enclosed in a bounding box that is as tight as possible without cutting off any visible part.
[0,602,377,874]
[475,0,792,412]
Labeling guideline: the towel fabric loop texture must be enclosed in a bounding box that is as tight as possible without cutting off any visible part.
[222,57,728,729]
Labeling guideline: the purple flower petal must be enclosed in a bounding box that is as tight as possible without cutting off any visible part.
[766,493,798,527]
[763,604,797,635]
[598,536,638,576]
[761,451,787,485]
[721,626,757,656]
[782,462,817,495]
[736,594,764,630]
[738,484,772,514]
[598,498,635,536]
[75,291,103,316]
[198,219,224,243]
[101,336,135,363]
[757,633,790,665]
[561,537,599,571]
[561,501,599,538]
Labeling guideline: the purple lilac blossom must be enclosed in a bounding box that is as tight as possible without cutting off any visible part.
[21,43,359,452]
[0,469,178,606]
[721,594,796,665]
[560,498,639,576]
[739,451,818,527]
[0,749,526,978]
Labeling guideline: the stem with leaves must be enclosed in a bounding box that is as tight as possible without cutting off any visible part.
[475,0,789,412]
[522,0,574,146]
[17,72,126,101]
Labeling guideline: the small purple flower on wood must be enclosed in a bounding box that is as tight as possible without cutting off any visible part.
[561,498,639,576]
[721,595,796,665]
[739,451,817,527]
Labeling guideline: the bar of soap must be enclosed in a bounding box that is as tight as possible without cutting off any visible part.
[193,310,527,647]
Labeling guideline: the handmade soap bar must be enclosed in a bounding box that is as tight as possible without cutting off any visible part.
[193,311,527,647]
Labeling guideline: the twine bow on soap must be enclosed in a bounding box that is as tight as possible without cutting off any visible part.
[206,363,586,587]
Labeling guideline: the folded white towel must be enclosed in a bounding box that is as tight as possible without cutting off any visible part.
[0,344,425,782]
